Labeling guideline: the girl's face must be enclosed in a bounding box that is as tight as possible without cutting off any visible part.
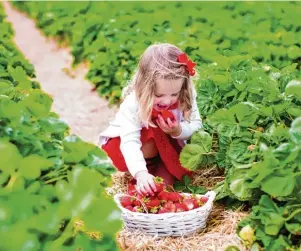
[153,78,183,110]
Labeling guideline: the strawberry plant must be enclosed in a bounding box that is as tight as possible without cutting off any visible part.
[12,2,301,104]
[179,54,301,249]
[0,5,121,250]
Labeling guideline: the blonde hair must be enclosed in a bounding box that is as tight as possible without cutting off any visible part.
[123,43,196,127]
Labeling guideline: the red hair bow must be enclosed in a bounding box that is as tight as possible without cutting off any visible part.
[177,53,196,76]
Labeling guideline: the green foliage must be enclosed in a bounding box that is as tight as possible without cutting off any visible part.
[174,175,207,194]
[12,1,301,104]
[198,59,301,248]
[0,5,120,250]
[180,130,214,171]
[8,1,301,249]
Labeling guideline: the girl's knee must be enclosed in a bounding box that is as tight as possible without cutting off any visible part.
[141,139,159,159]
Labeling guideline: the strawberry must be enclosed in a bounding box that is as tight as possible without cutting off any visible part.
[132,193,144,206]
[163,201,176,212]
[144,197,161,210]
[167,192,183,203]
[132,206,144,213]
[158,207,171,214]
[154,176,166,193]
[124,205,134,211]
[199,196,208,203]
[120,196,133,208]
[157,190,170,201]
[132,198,141,207]
[161,110,175,122]
[175,203,187,212]
[183,198,199,210]
[127,183,137,196]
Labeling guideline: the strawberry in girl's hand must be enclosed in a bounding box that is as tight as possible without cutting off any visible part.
[154,176,166,193]
[161,110,175,122]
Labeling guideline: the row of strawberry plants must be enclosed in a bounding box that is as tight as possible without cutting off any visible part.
[0,5,120,251]
[12,1,301,104]
[179,55,301,250]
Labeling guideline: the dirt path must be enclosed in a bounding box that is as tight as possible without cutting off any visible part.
[2,2,117,144]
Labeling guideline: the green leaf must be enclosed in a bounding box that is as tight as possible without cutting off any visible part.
[261,171,295,197]
[7,65,32,90]
[190,130,213,152]
[227,168,254,201]
[285,222,301,235]
[285,80,301,100]
[0,139,22,174]
[179,144,204,171]
[19,155,53,180]
[289,117,301,144]
[39,117,69,134]
[258,195,285,236]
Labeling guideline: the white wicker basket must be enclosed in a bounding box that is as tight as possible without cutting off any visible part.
[114,191,216,236]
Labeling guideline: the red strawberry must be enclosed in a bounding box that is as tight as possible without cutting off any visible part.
[158,207,171,214]
[132,198,141,207]
[183,198,199,210]
[199,196,208,203]
[154,176,166,193]
[163,201,176,212]
[132,206,144,213]
[161,110,175,122]
[175,203,187,212]
[144,197,161,210]
[167,192,183,203]
[125,205,134,211]
[127,183,137,196]
[157,190,170,201]
[120,196,133,208]
[132,193,144,206]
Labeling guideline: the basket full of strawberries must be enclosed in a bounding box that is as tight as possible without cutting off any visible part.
[114,177,216,236]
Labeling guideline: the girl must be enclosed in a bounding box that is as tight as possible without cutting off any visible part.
[98,43,202,195]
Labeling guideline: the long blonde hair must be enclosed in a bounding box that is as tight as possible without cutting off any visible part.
[122,43,196,127]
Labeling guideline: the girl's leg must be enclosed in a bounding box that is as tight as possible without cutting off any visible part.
[141,138,159,159]
[153,162,176,185]
[141,139,176,185]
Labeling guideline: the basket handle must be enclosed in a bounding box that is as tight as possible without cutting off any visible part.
[203,191,216,209]
[113,193,149,213]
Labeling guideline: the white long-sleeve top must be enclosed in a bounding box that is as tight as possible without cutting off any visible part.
[98,89,202,178]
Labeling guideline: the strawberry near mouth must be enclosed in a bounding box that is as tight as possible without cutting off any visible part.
[157,104,169,110]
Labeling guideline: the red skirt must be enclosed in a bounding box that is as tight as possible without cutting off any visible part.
[101,126,192,180]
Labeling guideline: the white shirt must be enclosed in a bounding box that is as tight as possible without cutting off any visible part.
[98,89,202,178]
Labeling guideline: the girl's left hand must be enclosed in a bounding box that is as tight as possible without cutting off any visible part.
[156,115,181,137]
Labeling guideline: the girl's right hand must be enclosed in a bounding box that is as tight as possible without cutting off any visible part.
[134,171,157,196]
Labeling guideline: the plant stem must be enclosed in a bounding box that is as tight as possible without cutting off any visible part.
[285,208,301,221]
